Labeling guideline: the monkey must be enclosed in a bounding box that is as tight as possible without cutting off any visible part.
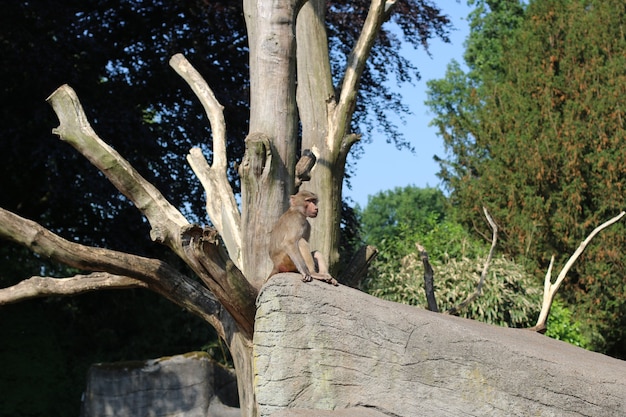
[267,190,338,286]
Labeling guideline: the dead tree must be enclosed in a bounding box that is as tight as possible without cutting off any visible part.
[0,1,424,415]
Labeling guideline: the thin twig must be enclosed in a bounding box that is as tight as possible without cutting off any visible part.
[447,207,498,315]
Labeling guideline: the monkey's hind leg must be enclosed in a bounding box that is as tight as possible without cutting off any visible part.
[311,251,338,286]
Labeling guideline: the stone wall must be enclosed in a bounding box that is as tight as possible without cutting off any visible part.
[81,352,239,417]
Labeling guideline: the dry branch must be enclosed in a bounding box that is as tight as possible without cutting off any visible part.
[0,272,146,305]
[331,0,393,155]
[46,85,189,256]
[46,83,256,341]
[169,54,227,170]
[530,211,626,333]
[181,224,256,338]
[337,0,395,115]
[169,53,242,268]
[447,207,498,315]
[0,207,227,338]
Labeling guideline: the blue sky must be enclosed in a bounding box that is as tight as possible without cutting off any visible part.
[345,2,473,208]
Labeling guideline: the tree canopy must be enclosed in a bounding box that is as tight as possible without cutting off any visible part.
[1,0,450,250]
[358,185,447,245]
[426,0,626,356]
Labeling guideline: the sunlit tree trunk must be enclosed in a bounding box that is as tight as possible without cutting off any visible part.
[295,0,342,269]
[240,0,301,287]
[296,0,392,272]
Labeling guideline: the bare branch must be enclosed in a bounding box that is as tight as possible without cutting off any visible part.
[170,54,228,170]
[327,0,388,158]
[188,148,243,268]
[181,224,257,338]
[0,207,228,339]
[336,0,390,119]
[169,54,243,268]
[447,207,498,315]
[44,83,253,340]
[530,211,626,333]
[0,272,146,306]
[46,85,188,256]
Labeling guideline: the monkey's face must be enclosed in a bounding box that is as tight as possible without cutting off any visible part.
[305,199,318,218]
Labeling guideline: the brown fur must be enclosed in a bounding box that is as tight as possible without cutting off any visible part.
[267,190,337,285]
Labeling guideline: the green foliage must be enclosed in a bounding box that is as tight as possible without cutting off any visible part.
[426,0,626,356]
[373,217,488,268]
[367,254,543,328]
[357,185,490,267]
[464,0,526,77]
[545,300,591,349]
[358,186,447,246]
[360,186,541,328]
[360,185,590,344]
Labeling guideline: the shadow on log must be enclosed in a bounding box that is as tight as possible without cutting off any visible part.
[255,274,626,417]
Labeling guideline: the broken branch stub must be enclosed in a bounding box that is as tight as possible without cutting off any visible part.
[416,243,438,313]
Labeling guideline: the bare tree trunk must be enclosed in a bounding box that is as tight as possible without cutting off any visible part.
[241,0,301,287]
[296,0,339,269]
[296,0,394,273]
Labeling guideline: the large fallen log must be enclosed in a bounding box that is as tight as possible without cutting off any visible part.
[254,274,626,417]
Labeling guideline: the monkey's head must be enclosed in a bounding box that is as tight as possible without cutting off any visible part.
[291,190,319,218]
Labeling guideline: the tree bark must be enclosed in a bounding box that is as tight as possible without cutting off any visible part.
[241,0,302,287]
[296,0,392,273]
[0,272,146,305]
[415,243,438,312]
[169,54,243,269]
[0,208,228,336]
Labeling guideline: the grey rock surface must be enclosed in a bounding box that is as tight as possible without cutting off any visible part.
[255,274,626,417]
[81,351,238,417]
[270,407,389,417]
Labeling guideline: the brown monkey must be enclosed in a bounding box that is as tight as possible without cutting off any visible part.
[268,190,338,285]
